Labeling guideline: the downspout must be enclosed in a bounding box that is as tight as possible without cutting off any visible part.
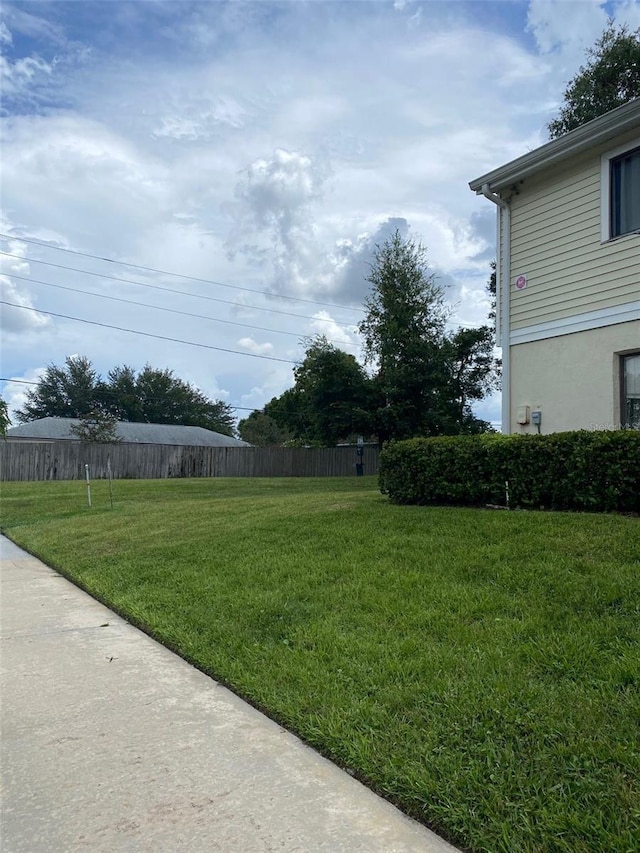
[480,184,510,434]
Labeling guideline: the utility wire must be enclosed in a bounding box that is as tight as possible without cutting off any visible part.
[6,272,360,349]
[0,301,297,364]
[0,251,359,324]
[1,250,485,331]
[0,233,363,313]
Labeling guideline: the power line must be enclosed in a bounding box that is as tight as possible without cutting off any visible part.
[0,250,485,331]
[0,232,363,313]
[7,272,360,350]
[0,251,358,324]
[0,301,297,364]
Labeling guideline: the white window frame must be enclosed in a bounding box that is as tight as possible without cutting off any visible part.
[600,135,640,243]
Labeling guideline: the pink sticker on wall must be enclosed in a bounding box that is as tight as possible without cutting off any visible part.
[514,274,528,290]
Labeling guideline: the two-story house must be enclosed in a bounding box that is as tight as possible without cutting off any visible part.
[469,99,639,434]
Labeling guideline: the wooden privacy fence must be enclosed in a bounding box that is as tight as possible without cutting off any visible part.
[0,441,380,481]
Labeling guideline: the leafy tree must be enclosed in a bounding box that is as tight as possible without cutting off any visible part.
[129,365,235,435]
[442,327,499,432]
[16,356,235,436]
[69,409,120,443]
[485,260,502,384]
[291,336,375,445]
[16,356,100,422]
[0,396,10,437]
[548,23,640,138]
[101,365,144,422]
[487,261,497,326]
[358,233,499,442]
[358,231,451,442]
[237,411,292,446]
[263,337,375,446]
[264,387,310,440]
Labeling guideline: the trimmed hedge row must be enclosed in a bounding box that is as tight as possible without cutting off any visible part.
[379,430,640,513]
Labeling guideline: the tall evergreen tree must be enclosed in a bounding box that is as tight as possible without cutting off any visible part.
[358,231,450,442]
[358,233,499,442]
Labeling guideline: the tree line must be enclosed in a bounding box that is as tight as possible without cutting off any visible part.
[13,359,236,437]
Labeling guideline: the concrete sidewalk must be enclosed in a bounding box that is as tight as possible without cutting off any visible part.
[0,535,460,853]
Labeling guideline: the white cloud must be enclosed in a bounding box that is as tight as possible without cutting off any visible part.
[2,4,67,45]
[0,275,50,333]
[152,95,248,141]
[237,337,274,355]
[0,239,30,275]
[0,53,53,98]
[613,0,640,28]
[527,0,609,55]
[233,147,324,235]
[0,22,13,45]
[228,146,338,298]
[1,367,47,423]
[308,311,361,355]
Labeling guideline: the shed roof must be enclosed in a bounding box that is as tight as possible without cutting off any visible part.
[7,418,250,447]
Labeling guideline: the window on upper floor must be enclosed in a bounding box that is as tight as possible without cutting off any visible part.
[601,139,640,241]
[610,146,640,238]
[621,352,640,430]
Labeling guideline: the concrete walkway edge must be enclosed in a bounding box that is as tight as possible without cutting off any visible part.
[1,534,461,852]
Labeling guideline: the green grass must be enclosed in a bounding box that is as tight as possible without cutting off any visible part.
[2,476,639,853]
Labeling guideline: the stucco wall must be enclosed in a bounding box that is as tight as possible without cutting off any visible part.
[509,320,640,434]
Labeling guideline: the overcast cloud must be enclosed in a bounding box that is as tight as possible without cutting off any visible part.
[1,0,638,429]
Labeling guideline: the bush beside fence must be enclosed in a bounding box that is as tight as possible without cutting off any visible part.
[379,431,640,513]
[0,441,379,482]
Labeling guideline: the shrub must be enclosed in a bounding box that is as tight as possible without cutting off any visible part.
[379,430,640,513]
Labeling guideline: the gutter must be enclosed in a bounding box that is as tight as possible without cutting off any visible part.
[469,99,640,193]
[480,184,510,434]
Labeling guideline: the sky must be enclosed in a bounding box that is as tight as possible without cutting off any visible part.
[2,0,639,430]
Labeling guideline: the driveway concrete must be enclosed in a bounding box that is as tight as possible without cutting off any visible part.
[0,535,460,853]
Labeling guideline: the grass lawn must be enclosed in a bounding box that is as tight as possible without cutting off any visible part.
[2,476,639,853]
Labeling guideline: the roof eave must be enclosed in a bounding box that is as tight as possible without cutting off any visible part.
[469,99,640,195]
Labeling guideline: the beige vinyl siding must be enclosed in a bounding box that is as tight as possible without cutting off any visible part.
[508,134,640,331]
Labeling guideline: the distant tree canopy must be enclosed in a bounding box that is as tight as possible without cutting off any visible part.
[237,411,293,446]
[16,356,236,436]
[260,337,376,446]
[548,23,640,138]
[251,233,500,447]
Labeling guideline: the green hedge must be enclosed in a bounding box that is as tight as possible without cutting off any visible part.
[379,431,640,513]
